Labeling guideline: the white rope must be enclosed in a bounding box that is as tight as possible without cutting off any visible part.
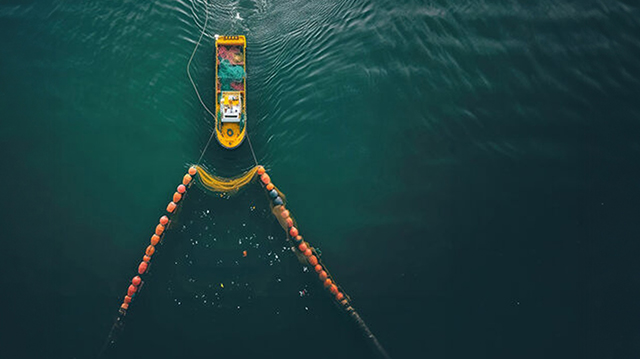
[187,1,217,164]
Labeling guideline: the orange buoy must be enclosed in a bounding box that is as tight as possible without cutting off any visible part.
[124,295,132,304]
[159,216,169,226]
[132,276,142,286]
[143,255,151,262]
[120,303,129,310]
[177,184,186,194]
[281,210,290,219]
[260,173,270,184]
[304,249,312,257]
[183,174,192,185]
[266,183,274,191]
[340,299,348,306]
[145,245,155,256]
[315,264,323,273]
[155,224,165,236]
[289,227,299,237]
[257,166,265,175]
[138,261,148,274]
[298,243,308,252]
[319,271,328,281]
[127,285,137,296]
[150,234,160,246]
[286,218,294,228]
[324,278,332,288]
[173,192,182,203]
[335,292,344,301]
[188,166,197,176]
[329,284,338,295]
[167,201,177,213]
[242,250,247,257]
[308,255,318,266]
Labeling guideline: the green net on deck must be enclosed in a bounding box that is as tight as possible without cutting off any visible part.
[218,59,245,91]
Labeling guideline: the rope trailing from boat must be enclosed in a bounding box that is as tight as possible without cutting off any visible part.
[186,0,216,165]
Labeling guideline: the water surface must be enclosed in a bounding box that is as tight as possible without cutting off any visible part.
[1,0,640,358]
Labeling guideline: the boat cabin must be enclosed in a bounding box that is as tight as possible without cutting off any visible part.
[221,91,242,123]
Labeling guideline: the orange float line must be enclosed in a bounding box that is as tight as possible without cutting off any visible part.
[259,168,351,306]
[116,166,197,315]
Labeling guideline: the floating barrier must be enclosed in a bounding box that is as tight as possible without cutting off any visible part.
[103,164,390,359]
[255,168,351,307]
[114,166,197,316]
[256,167,391,359]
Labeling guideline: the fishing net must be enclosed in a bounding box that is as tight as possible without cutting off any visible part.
[218,45,243,65]
[218,59,245,91]
[194,165,258,195]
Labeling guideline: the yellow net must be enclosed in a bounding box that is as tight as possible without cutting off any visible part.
[195,165,260,194]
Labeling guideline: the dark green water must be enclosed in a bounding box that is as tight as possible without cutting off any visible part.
[2,0,640,358]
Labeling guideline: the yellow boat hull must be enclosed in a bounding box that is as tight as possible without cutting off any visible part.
[215,122,246,149]
[215,35,247,150]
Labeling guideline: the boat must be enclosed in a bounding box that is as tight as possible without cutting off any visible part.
[214,35,247,149]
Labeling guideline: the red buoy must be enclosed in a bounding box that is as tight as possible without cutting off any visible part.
[336,292,344,301]
[127,285,137,296]
[173,192,182,203]
[150,234,160,246]
[188,166,197,176]
[266,183,274,191]
[304,249,312,257]
[319,271,328,281]
[145,245,155,256]
[298,243,308,252]
[132,276,142,286]
[155,224,165,236]
[324,278,332,288]
[166,202,177,213]
[314,264,323,273]
[286,218,293,228]
[281,210,290,219]
[330,285,338,295]
[120,303,129,310]
[143,255,151,262]
[138,261,148,274]
[308,255,318,266]
[183,174,192,185]
[124,295,132,304]
[159,216,169,226]
[177,184,186,194]
[289,227,299,237]
[260,174,270,184]
[257,166,265,175]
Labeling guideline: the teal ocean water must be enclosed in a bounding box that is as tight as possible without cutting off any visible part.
[2,0,640,358]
